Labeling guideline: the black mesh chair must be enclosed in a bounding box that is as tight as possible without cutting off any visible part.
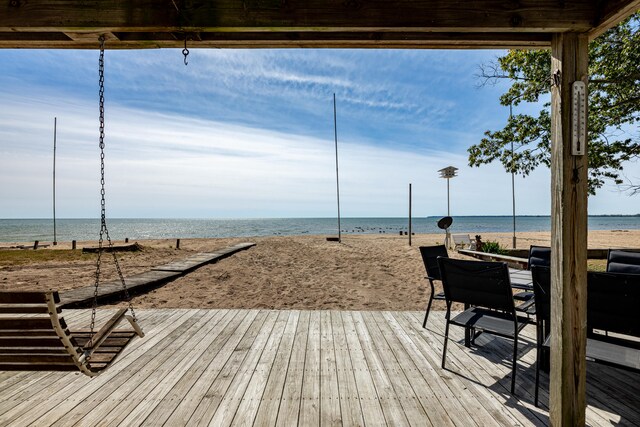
[531,265,551,407]
[528,246,551,269]
[515,246,552,308]
[438,257,527,394]
[419,245,448,328]
[606,249,640,274]
[535,270,640,405]
[587,271,640,356]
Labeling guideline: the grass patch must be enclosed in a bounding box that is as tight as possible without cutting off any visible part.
[0,249,93,267]
[587,259,607,272]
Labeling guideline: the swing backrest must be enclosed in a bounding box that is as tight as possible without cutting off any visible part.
[0,291,89,372]
[0,291,139,376]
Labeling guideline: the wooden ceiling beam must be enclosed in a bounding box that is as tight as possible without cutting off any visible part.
[0,1,637,49]
[0,31,552,50]
[0,0,594,49]
[0,0,597,32]
[589,0,640,39]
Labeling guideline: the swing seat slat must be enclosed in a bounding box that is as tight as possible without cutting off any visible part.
[0,304,59,314]
[0,291,143,376]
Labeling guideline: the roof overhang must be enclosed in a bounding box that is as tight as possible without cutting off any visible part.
[0,0,638,50]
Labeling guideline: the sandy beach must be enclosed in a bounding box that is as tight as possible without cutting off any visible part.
[1,230,639,311]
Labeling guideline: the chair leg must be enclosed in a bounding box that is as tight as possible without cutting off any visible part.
[511,331,518,395]
[471,328,480,345]
[422,294,434,328]
[535,345,541,407]
[441,308,451,369]
[535,320,542,407]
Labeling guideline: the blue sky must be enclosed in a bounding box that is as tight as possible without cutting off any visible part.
[0,48,638,218]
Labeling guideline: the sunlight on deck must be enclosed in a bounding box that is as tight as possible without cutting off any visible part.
[0,309,638,426]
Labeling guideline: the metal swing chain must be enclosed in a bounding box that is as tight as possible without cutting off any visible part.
[89,35,137,347]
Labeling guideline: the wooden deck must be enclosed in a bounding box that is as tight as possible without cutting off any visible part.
[0,309,637,426]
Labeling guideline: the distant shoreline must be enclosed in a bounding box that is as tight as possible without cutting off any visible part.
[2,214,640,220]
[2,216,640,243]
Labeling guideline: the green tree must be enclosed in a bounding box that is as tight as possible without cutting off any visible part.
[469,13,640,195]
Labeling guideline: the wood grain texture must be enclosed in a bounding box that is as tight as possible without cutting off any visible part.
[0,0,597,31]
[0,0,637,49]
[549,32,589,427]
[0,309,638,425]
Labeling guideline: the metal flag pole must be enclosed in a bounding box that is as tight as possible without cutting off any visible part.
[333,93,342,243]
[409,183,412,246]
[53,117,57,246]
[510,103,516,249]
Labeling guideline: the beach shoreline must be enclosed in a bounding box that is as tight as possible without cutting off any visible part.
[1,230,639,311]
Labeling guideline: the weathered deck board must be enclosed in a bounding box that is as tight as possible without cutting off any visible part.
[360,311,432,426]
[340,311,386,426]
[160,310,266,426]
[253,310,300,426]
[151,242,256,273]
[300,310,321,427]
[205,310,281,426]
[320,310,342,426]
[330,311,365,427]
[275,310,310,427]
[351,311,410,426]
[58,242,255,308]
[0,309,638,426]
[58,270,181,308]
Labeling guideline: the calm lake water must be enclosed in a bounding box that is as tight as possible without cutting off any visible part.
[1,216,639,243]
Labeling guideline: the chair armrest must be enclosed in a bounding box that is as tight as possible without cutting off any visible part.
[125,315,145,338]
[83,308,128,355]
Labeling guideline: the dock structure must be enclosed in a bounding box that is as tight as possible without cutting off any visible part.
[0,308,637,426]
[59,243,255,308]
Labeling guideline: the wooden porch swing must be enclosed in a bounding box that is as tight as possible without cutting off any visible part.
[0,36,143,376]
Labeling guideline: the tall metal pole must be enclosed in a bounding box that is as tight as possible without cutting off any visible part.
[447,178,450,216]
[439,166,457,249]
[510,103,516,249]
[333,94,342,243]
[53,117,57,246]
[409,183,412,246]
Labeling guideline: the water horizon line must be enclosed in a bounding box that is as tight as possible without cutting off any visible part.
[2,214,640,221]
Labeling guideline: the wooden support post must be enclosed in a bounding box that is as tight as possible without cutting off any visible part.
[72,240,76,250]
[549,32,589,426]
[125,237,129,243]
[33,240,39,250]
[176,239,180,249]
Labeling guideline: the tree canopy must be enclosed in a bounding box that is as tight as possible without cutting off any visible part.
[469,13,640,195]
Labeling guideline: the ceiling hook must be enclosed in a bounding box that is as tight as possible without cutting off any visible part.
[182,36,190,66]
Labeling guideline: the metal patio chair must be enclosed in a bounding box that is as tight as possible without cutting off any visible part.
[438,257,527,394]
[419,245,448,328]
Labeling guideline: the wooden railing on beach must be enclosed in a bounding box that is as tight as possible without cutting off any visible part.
[458,249,529,269]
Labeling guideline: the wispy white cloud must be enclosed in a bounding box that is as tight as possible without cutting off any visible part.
[1,49,638,219]
[0,88,560,218]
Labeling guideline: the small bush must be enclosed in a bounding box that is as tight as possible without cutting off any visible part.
[482,240,507,255]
